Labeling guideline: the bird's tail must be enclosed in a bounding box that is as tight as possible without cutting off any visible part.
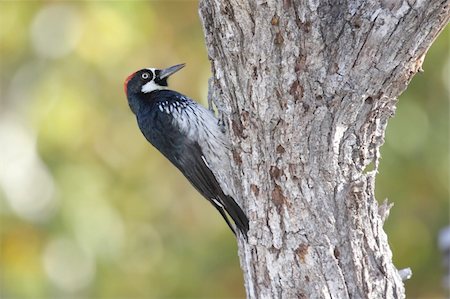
[223,195,249,240]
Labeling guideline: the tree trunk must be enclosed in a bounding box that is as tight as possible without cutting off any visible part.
[199,1,449,298]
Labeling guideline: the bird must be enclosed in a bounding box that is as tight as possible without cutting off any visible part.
[124,63,249,240]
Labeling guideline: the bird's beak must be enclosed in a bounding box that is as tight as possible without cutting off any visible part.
[159,63,185,80]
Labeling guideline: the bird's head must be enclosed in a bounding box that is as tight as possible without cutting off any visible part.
[124,63,185,98]
[124,63,185,114]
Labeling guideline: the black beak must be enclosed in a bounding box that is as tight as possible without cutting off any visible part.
[159,63,185,80]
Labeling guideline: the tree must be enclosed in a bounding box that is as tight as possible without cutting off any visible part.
[199,1,449,298]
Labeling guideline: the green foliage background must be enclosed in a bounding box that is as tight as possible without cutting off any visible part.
[0,2,448,298]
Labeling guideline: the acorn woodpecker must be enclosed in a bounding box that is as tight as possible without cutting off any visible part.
[124,63,249,239]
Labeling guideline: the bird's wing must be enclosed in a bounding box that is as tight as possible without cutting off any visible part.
[172,141,249,238]
[138,96,248,238]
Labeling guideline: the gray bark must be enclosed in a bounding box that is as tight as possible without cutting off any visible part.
[199,1,449,298]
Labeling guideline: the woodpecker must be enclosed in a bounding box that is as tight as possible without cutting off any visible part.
[124,63,249,239]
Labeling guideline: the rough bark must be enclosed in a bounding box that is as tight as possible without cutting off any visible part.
[199,1,449,298]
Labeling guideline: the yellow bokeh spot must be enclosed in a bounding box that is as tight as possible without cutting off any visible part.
[33,71,96,151]
[76,4,142,68]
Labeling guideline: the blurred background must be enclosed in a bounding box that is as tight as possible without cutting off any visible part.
[0,2,448,298]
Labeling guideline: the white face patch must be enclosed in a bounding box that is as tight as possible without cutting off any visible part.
[141,81,166,93]
[141,68,167,93]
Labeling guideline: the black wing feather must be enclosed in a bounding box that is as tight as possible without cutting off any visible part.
[175,142,249,238]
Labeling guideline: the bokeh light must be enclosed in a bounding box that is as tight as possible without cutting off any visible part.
[0,114,56,222]
[42,237,95,292]
[0,2,448,299]
[31,4,82,59]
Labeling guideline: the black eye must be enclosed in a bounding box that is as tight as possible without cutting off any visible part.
[141,73,150,79]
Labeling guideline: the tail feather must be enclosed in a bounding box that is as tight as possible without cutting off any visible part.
[222,195,249,239]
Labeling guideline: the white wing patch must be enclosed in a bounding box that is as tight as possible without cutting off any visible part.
[169,96,221,142]
[211,198,224,208]
[201,155,210,168]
